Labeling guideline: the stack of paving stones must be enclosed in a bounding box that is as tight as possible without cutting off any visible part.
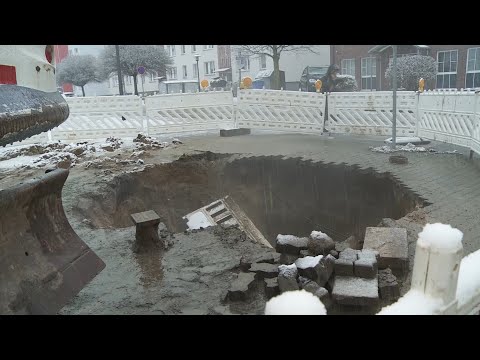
[225,227,403,311]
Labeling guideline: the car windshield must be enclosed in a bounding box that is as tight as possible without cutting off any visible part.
[307,67,328,75]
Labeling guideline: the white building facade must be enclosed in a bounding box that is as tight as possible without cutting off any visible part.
[158,45,220,94]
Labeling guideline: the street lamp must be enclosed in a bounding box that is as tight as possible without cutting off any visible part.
[195,54,200,92]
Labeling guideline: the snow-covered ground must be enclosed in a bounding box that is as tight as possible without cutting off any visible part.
[0,133,183,171]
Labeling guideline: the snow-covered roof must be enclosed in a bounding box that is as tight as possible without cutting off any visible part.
[160,79,199,84]
[255,69,274,79]
[216,68,231,72]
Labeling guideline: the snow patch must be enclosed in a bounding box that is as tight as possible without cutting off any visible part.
[265,290,327,315]
[310,230,331,241]
[417,223,463,252]
[277,234,307,246]
[278,263,298,277]
[377,289,443,315]
[456,249,480,309]
[185,212,214,230]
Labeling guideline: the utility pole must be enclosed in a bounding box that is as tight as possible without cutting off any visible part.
[115,45,124,95]
[392,45,398,149]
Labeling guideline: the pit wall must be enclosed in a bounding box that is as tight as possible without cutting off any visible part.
[25,89,480,156]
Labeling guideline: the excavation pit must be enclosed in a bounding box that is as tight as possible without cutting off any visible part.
[75,152,427,246]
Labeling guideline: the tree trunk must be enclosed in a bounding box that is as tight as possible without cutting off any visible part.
[133,75,139,96]
[81,86,85,97]
[272,46,281,90]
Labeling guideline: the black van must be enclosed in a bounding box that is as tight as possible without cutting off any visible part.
[299,66,329,92]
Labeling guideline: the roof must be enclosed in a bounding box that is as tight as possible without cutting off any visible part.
[255,69,274,79]
[369,45,431,54]
[216,68,231,72]
[157,79,199,84]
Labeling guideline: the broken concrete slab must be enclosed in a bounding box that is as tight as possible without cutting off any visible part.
[255,252,281,264]
[264,277,280,299]
[278,264,299,293]
[276,234,309,255]
[227,272,257,301]
[363,227,408,273]
[335,258,354,276]
[220,128,251,137]
[308,230,335,255]
[354,257,378,279]
[377,218,397,228]
[378,268,400,302]
[332,276,379,307]
[248,262,279,279]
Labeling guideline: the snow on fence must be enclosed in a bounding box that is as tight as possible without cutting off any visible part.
[236,89,326,133]
[40,89,480,157]
[417,90,478,150]
[51,96,145,141]
[328,91,417,136]
[145,91,234,135]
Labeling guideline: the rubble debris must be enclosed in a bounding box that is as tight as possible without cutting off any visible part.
[227,272,256,301]
[279,253,299,265]
[329,250,339,259]
[248,262,279,279]
[335,258,354,276]
[363,227,408,274]
[308,230,335,255]
[378,268,400,301]
[276,234,309,255]
[264,277,280,299]
[278,264,299,293]
[370,142,458,155]
[332,276,379,307]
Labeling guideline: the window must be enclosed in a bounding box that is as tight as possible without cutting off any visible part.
[191,45,197,52]
[341,59,355,76]
[361,57,376,90]
[203,45,214,50]
[150,71,157,82]
[181,45,186,54]
[182,65,188,78]
[193,63,198,77]
[68,49,72,56]
[239,56,250,71]
[436,50,457,89]
[166,45,176,57]
[466,47,480,89]
[168,67,177,79]
[74,48,78,54]
[260,54,267,69]
[204,61,215,75]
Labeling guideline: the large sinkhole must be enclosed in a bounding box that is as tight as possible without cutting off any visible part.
[76,152,427,245]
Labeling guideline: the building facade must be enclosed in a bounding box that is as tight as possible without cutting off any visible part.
[332,45,480,91]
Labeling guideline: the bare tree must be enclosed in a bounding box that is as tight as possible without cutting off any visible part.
[56,54,98,97]
[237,45,317,90]
[98,45,172,95]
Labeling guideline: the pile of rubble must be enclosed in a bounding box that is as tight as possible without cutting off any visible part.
[370,143,458,155]
[133,133,182,151]
[225,225,407,313]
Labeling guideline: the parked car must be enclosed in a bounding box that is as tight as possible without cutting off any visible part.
[299,66,329,92]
